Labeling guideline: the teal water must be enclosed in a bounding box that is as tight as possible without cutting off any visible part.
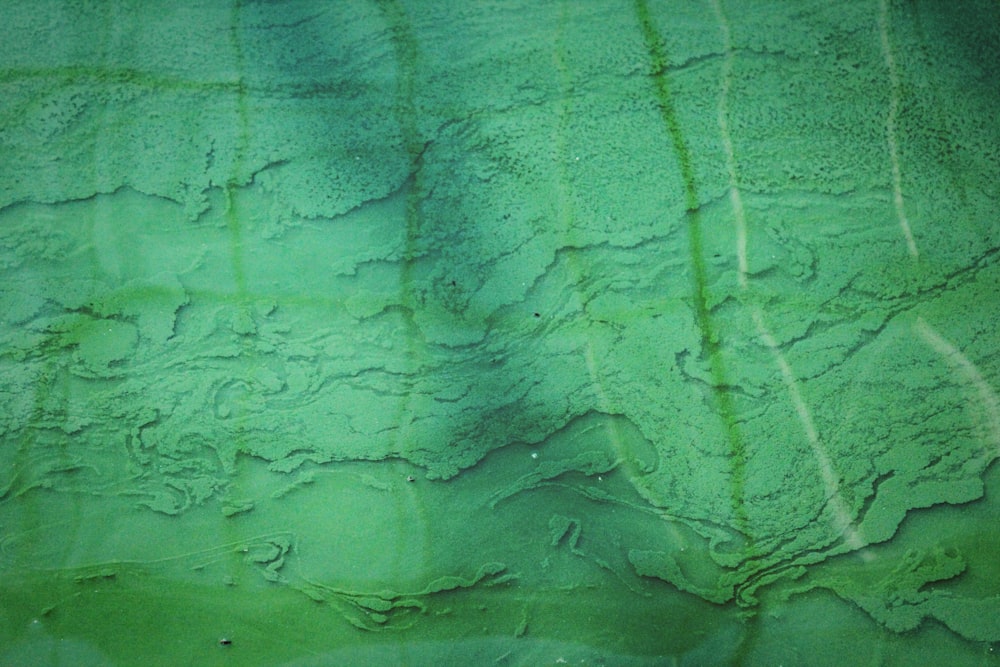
[2,1,1000,665]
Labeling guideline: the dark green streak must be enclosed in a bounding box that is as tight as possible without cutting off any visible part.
[374,0,425,292]
[633,0,751,539]
[226,0,251,296]
[373,0,433,579]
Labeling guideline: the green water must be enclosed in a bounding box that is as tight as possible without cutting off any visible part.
[2,1,999,665]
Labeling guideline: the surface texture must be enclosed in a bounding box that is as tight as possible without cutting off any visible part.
[1,1,999,664]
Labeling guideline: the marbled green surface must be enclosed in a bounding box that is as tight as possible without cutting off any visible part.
[2,1,1000,664]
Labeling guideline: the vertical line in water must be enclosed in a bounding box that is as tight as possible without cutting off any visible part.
[551,5,612,422]
[372,0,433,577]
[709,0,748,291]
[221,0,253,580]
[227,0,251,295]
[374,0,426,449]
[710,0,864,552]
[633,0,750,537]
[878,0,920,259]
[916,317,1000,465]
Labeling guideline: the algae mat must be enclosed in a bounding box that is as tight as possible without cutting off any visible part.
[2,1,1000,665]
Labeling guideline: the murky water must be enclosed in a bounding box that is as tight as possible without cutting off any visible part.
[2,1,999,665]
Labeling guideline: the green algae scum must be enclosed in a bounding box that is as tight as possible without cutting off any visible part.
[2,1,1000,665]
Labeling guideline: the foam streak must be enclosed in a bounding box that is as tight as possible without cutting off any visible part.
[879,0,920,259]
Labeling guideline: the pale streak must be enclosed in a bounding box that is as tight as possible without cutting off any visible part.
[915,317,1000,460]
[710,0,749,289]
[752,311,865,549]
[711,0,864,550]
[879,0,920,259]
